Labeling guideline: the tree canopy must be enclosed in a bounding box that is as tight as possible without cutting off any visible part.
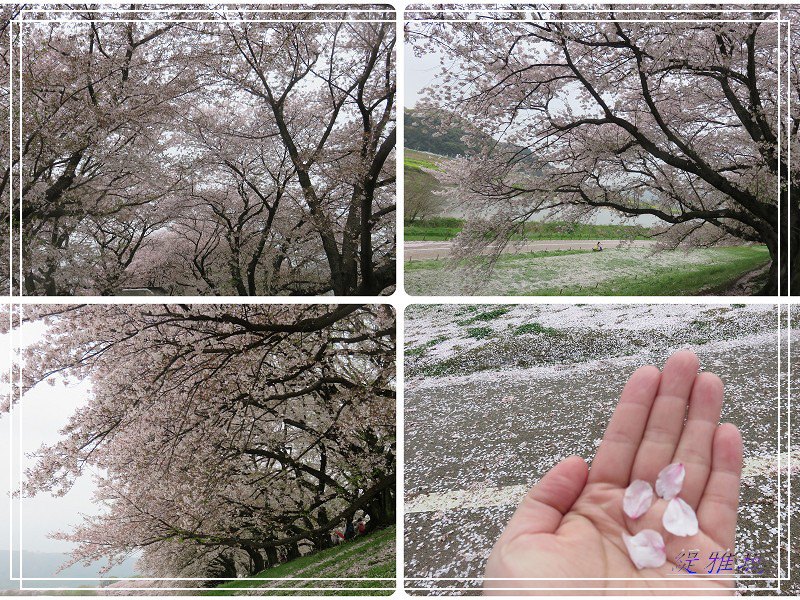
[407,5,796,295]
[4,5,396,296]
[10,303,395,582]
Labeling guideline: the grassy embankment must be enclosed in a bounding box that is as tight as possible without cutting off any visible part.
[403,150,770,295]
[403,150,652,241]
[405,216,652,242]
[207,526,395,596]
[541,246,770,295]
[404,151,440,172]
[405,246,771,296]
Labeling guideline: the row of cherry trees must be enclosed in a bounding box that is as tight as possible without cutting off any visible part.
[0,7,16,295]
[12,303,395,581]
[4,5,395,296]
[408,5,797,295]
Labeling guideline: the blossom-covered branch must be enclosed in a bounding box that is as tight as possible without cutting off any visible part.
[11,303,395,580]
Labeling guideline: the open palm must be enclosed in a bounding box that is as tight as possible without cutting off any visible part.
[485,351,743,595]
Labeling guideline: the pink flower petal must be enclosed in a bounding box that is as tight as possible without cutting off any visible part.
[622,529,666,569]
[662,497,699,537]
[623,480,654,519]
[655,462,685,500]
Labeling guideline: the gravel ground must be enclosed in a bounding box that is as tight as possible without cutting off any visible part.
[404,304,797,595]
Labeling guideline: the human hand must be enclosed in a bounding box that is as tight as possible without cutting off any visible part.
[484,351,743,595]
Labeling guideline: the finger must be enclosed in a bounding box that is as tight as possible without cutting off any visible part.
[672,372,724,508]
[588,365,661,486]
[500,456,588,541]
[631,350,699,483]
[696,423,743,549]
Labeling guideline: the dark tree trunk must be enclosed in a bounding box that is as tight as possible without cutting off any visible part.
[364,486,395,533]
[756,236,780,296]
[758,259,779,296]
[313,505,334,550]
[788,184,799,296]
[749,205,781,296]
[243,545,265,575]
[264,544,279,568]
[283,542,301,561]
[204,553,237,586]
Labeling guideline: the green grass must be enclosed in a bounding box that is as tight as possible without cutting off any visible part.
[517,221,652,241]
[403,216,463,241]
[405,246,771,296]
[406,335,448,356]
[404,217,652,241]
[532,247,770,296]
[466,326,493,339]
[405,149,443,165]
[514,322,559,336]
[456,307,511,325]
[404,155,440,171]
[206,526,395,596]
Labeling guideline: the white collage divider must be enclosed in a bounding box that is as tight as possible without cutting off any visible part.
[4,1,796,598]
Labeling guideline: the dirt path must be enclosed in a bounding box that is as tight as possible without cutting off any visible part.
[709,263,770,295]
[404,239,656,261]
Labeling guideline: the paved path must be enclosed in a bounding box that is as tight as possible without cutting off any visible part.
[404,449,797,515]
[403,334,784,588]
[404,239,656,261]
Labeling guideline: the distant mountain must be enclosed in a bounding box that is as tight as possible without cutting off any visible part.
[404,109,479,157]
[0,550,138,590]
[404,108,534,162]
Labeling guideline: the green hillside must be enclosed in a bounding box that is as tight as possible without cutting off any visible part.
[207,526,395,596]
[405,109,477,157]
[404,108,532,160]
[404,149,446,222]
[404,216,653,241]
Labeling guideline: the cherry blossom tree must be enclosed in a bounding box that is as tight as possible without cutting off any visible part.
[407,5,795,295]
[0,7,17,296]
[129,102,321,295]
[14,13,191,295]
[216,14,397,295]
[11,303,395,581]
[788,7,800,296]
[7,5,395,295]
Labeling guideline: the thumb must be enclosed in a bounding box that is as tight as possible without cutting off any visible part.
[500,455,588,542]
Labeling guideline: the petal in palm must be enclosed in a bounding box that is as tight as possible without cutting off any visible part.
[485,351,743,595]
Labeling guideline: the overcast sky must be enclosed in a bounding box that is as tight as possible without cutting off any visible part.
[404,42,445,107]
[1,322,99,562]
